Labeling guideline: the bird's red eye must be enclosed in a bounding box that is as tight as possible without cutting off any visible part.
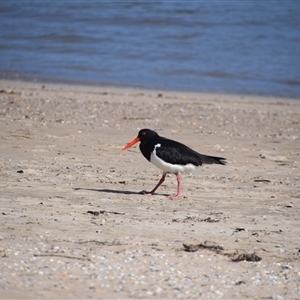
[142,131,146,136]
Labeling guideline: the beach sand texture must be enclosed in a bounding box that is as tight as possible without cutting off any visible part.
[0,80,300,299]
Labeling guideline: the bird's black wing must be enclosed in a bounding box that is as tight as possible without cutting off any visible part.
[156,138,226,166]
[155,138,203,166]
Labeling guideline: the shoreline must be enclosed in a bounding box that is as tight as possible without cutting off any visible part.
[1,78,300,106]
[0,79,299,299]
[1,74,300,100]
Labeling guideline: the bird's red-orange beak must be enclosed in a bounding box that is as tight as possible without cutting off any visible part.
[122,137,140,151]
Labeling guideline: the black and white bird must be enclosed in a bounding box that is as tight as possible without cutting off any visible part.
[122,129,226,199]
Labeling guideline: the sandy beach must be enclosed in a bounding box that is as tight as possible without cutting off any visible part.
[0,79,299,299]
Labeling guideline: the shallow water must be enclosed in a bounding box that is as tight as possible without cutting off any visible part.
[1,1,300,97]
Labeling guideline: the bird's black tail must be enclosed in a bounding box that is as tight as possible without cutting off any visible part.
[200,154,227,165]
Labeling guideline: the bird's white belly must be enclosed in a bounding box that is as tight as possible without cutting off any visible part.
[150,144,196,174]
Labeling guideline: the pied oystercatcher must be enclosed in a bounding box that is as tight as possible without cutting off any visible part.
[122,129,226,199]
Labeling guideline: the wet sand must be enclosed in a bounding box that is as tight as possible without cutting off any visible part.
[0,79,300,299]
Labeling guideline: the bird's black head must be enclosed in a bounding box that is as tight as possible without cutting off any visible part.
[122,129,159,151]
[137,129,159,142]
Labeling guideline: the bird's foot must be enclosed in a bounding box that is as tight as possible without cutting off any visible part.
[169,193,180,199]
[139,190,154,196]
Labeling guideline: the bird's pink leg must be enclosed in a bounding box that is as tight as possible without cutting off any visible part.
[141,173,166,195]
[169,173,181,199]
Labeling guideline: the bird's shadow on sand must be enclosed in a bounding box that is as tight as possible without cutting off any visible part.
[74,187,168,197]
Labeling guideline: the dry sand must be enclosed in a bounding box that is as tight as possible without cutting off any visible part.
[0,79,299,299]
